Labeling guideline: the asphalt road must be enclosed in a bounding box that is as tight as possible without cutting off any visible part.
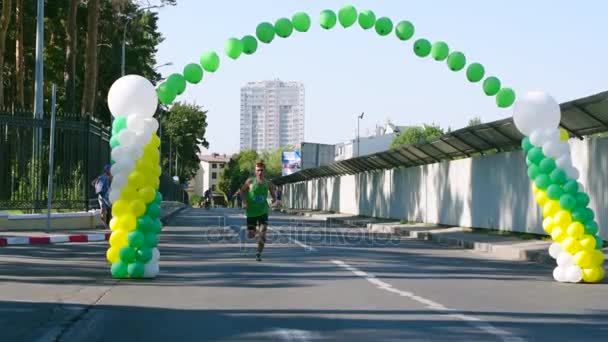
[1,208,607,341]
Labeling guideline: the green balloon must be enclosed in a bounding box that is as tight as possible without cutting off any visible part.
[527,147,544,164]
[395,21,415,40]
[576,192,590,207]
[595,236,603,249]
[546,184,563,200]
[119,246,136,263]
[527,164,541,180]
[572,207,588,223]
[136,248,153,263]
[525,155,533,167]
[200,51,220,72]
[292,12,311,32]
[256,22,275,43]
[137,215,155,233]
[146,203,161,219]
[562,180,579,194]
[483,77,501,96]
[111,261,128,278]
[496,88,516,108]
[151,218,163,234]
[559,194,577,210]
[431,41,449,61]
[157,82,176,105]
[110,136,120,148]
[154,191,163,204]
[274,18,294,38]
[374,17,393,36]
[112,117,127,133]
[143,233,158,248]
[584,208,595,221]
[319,10,337,29]
[539,157,556,174]
[466,63,485,82]
[358,10,376,29]
[338,5,357,28]
[550,168,567,185]
[585,221,599,235]
[166,73,186,95]
[521,137,533,152]
[183,63,203,84]
[534,174,551,190]
[127,261,145,278]
[224,38,243,59]
[413,39,432,57]
[241,35,258,55]
[447,51,466,71]
[128,230,145,248]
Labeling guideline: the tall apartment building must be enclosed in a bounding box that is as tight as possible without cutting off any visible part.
[240,80,305,152]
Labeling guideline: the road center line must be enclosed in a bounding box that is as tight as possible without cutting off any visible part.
[331,259,525,342]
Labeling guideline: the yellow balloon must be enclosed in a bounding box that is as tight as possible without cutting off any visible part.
[542,217,555,234]
[118,214,137,232]
[139,186,156,204]
[562,237,582,254]
[582,267,604,283]
[109,217,119,231]
[121,185,139,201]
[112,200,129,216]
[106,246,120,263]
[543,201,560,218]
[149,176,160,190]
[591,249,605,266]
[573,250,593,268]
[130,199,146,216]
[551,227,567,242]
[579,235,597,251]
[532,183,539,194]
[559,128,569,141]
[151,165,162,178]
[128,171,146,189]
[151,134,161,148]
[566,222,584,239]
[109,229,128,248]
[535,191,549,206]
[553,210,572,228]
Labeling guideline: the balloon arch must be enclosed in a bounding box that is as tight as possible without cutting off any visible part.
[104,5,604,283]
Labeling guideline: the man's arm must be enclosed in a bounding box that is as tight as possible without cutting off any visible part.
[268,181,277,203]
[239,179,252,207]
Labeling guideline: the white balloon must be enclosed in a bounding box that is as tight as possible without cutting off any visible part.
[565,166,579,180]
[544,128,560,143]
[542,140,561,159]
[513,91,561,136]
[557,251,573,267]
[107,75,158,118]
[111,146,129,162]
[108,189,121,204]
[578,182,585,192]
[111,174,127,189]
[549,243,562,259]
[117,129,137,147]
[152,247,160,261]
[556,155,572,170]
[565,265,583,283]
[529,129,546,147]
[553,266,568,282]
[143,261,159,278]
[127,115,147,133]
[127,146,144,160]
[111,160,135,177]
[144,118,159,134]
[133,132,150,147]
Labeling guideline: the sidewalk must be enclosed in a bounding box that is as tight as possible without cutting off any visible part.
[279,208,607,267]
[0,202,186,247]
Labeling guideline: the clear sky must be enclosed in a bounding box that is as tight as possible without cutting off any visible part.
[155,0,608,154]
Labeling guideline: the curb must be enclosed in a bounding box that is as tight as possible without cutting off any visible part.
[160,205,187,225]
[0,232,111,247]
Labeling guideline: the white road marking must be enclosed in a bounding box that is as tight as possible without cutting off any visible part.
[331,260,525,342]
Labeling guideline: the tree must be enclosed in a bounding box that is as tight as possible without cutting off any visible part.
[81,0,100,115]
[161,102,209,182]
[64,0,79,113]
[468,116,482,127]
[0,0,12,108]
[218,149,259,195]
[15,0,24,107]
[391,124,444,148]
[259,145,294,180]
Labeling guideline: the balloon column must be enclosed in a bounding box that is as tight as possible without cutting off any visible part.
[106,75,163,279]
[513,92,604,283]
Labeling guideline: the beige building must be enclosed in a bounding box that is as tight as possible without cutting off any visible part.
[191,152,231,196]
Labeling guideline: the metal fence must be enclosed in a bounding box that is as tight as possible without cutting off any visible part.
[0,109,187,211]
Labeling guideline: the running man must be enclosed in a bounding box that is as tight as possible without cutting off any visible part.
[239,162,277,261]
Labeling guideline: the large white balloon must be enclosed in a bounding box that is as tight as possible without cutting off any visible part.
[553,266,568,282]
[107,75,158,118]
[513,91,561,136]
[143,261,159,278]
[565,265,583,283]
[549,242,562,259]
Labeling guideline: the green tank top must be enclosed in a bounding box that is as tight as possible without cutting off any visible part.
[246,178,269,217]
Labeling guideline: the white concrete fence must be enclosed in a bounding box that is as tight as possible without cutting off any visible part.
[283,136,608,239]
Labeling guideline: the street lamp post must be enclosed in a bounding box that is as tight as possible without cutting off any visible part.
[121,5,164,76]
[357,112,364,157]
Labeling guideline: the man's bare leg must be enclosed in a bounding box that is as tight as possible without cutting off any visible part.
[256,224,268,261]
